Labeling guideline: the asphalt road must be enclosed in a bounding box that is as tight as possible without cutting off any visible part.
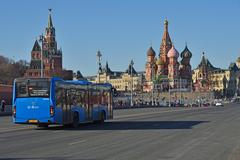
[0,104,240,160]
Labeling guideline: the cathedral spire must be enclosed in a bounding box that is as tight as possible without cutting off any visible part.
[162,19,171,47]
[159,19,172,56]
[48,9,53,28]
[158,19,172,75]
[164,19,168,32]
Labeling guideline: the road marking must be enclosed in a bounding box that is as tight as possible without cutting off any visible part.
[114,107,209,119]
[68,140,87,145]
[52,130,62,133]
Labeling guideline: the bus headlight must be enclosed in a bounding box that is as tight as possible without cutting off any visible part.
[50,105,54,117]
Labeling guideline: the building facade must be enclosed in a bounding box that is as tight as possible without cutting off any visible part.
[90,62,142,92]
[193,53,240,97]
[144,20,192,92]
[25,9,72,79]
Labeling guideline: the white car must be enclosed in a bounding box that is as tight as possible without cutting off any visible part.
[215,102,223,107]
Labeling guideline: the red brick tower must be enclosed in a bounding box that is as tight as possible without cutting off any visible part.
[159,19,172,75]
[43,9,62,72]
[145,47,157,81]
[25,9,63,78]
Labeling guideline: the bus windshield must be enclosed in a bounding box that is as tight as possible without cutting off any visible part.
[16,79,50,98]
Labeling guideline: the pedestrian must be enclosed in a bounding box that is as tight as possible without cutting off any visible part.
[1,100,6,112]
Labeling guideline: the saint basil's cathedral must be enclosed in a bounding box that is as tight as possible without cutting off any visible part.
[144,20,193,92]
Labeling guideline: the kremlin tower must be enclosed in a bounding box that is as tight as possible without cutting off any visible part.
[25,9,72,79]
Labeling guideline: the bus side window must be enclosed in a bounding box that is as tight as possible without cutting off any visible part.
[91,91,97,107]
[56,87,63,107]
[64,89,68,109]
[102,91,106,106]
[81,90,86,108]
[67,89,73,106]
[71,89,76,106]
[75,89,83,107]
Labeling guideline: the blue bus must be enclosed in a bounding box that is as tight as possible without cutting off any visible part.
[12,77,113,128]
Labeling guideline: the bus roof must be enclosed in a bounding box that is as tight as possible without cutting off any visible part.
[65,80,92,85]
[15,77,51,82]
[15,77,112,88]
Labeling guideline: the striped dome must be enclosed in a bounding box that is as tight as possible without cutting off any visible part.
[167,45,179,58]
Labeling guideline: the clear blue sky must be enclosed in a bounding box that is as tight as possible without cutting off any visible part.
[0,0,239,76]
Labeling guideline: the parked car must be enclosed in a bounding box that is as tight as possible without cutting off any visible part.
[215,102,223,107]
[202,103,209,107]
[191,103,199,107]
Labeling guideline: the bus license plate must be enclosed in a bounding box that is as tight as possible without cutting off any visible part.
[29,120,38,123]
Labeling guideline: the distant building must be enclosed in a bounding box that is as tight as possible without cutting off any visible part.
[192,52,219,92]
[89,62,143,91]
[144,20,192,92]
[73,70,86,81]
[25,9,72,79]
[192,53,240,97]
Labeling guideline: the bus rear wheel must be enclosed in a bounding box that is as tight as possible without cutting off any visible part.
[72,112,79,128]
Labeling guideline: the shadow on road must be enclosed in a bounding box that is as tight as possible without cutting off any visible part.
[38,120,209,131]
[0,158,73,160]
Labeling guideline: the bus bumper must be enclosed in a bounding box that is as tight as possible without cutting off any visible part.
[13,117,56,125]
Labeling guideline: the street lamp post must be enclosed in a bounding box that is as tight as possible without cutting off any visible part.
[151,63,155,106]
[235,77,239,98]
[96,50,102,83]
[180,78,182,105]
[190,80,193,107]
[39,34,44,78]
[130,59,134,106]
[152,82,154,106]
[141,74,144,106]
[168,80,171,107]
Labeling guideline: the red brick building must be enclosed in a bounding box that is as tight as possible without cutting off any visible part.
[25,9,72,79]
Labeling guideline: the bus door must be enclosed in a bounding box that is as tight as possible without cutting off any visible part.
[62,89,73,124]
[108,91,113,119]
[87,89,93,121]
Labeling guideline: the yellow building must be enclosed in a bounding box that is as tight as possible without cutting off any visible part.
[210,62,240,96]
[91,62,143,91]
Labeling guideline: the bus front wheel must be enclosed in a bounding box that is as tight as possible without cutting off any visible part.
[72,112,79,128]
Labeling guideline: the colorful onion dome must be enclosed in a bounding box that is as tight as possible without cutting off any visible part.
[147,46,156,57]
[167,45,179,58]
[180,45,192,58]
